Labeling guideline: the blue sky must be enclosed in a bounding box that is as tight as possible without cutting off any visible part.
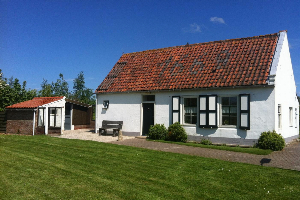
[1,0,300,94]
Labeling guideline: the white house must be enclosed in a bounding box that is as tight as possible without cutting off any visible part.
[95,31,299,145]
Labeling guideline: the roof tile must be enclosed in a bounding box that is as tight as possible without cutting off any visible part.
[96,32,279,93]
[6,97,64,109]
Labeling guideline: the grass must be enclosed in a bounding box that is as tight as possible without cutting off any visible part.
[147,139,273,155]
[1,135,299,199]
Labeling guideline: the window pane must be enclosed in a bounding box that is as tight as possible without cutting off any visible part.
[230,107,237,114]
[222,106,229,114]
[230,97,237,105]
[56,108,62,127]
[221,97,237,126]
[231,117,237,125]
[184,98,197,124]
[222,116,230,125]
[38,108,44,126]
[49,108,55,127]
[222,97,229,105]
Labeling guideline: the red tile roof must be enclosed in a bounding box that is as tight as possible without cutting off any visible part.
[6,97,64,109]
[96,32,280,93]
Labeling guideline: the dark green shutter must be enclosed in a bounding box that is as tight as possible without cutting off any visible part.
[199,95,217,128]
[239,94,250,130]
[172,96,180,124]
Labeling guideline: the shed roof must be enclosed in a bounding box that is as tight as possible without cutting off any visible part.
[96,31,281,93]
[6,97,64,109]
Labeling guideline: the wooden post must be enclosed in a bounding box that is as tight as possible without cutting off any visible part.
[118,130,123,141]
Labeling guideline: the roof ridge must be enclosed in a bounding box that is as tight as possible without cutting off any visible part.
[122,32,279,56]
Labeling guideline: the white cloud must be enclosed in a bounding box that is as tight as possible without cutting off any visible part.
[210,17,226,24]
[182,23,201,33]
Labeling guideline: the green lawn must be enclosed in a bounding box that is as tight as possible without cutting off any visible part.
[147,139,273,155]
[1,135,299,199]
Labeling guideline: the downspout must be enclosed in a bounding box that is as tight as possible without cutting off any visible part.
[33,109,36,136]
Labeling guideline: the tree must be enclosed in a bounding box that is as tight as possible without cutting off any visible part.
[39,79,53,97]
[39,74,70,97]
[52,73,69,97]
[72,71,95,105]
[0,69,37,111]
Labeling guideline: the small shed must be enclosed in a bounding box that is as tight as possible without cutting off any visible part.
[6,96,94,135]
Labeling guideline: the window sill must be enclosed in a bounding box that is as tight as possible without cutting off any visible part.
[219,125,237,129]
[182,124,196,127]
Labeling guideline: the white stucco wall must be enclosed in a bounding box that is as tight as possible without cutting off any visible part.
[96,93,142,134]
[96,86,276,141]
[272,32,299,140]
[154,87,275,140]
[40,98,66,134]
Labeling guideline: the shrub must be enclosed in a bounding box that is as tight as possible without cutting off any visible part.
[148,124,167,140]
[166,122,187,142]
[257,130,285,151]
[200,139,212,145]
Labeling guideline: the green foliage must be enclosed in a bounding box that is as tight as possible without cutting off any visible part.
[148,124,167,140]
[200,139,212,145]
[38,72,95,105]
[0,69,37,111]
[39,74,70,97]
[72,71,95,105]
[257,130,285,151]
[166,122,187,142]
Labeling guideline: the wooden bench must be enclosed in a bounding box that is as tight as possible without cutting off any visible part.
[99,120,123,137]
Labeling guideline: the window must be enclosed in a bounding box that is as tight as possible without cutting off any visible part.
[278,104,282,129]
[289,107,293,127]
[183,98,197,125]
[38,108,45,126]
[143,95,155,102]
[295,108,298,128]
[49,108,62,127]
[221,97,237,126]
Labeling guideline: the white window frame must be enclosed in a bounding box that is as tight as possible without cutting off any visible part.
[183,97,197,126]
[278,104,282,129]
[289,107,293,127]
[219,96,238,128]
[49,107,62,128]
[38,108,45,127]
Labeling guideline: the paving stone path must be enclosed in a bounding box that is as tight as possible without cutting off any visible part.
[110,138,300,171]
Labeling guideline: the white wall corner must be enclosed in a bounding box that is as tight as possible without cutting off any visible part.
[268,31,285,84]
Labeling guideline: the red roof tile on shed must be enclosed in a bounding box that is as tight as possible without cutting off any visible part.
[6,96,64,109]
[96,32,279,93]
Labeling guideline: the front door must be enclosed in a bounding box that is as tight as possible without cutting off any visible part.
[142,103,154,136]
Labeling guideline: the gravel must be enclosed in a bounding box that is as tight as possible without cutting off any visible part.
[54,129,134,143]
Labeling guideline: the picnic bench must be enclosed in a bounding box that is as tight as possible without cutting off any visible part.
[99,120,123,137]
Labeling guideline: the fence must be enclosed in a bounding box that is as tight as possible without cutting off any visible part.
[0,111,6,133]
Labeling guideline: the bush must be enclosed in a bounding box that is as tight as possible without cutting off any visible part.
[257,130,285,151]
[166,122,187,142]
[148,124,167,140]
[200,139,212,145]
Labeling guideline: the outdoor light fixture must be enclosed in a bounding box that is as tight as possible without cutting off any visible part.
[103,100,109,109]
